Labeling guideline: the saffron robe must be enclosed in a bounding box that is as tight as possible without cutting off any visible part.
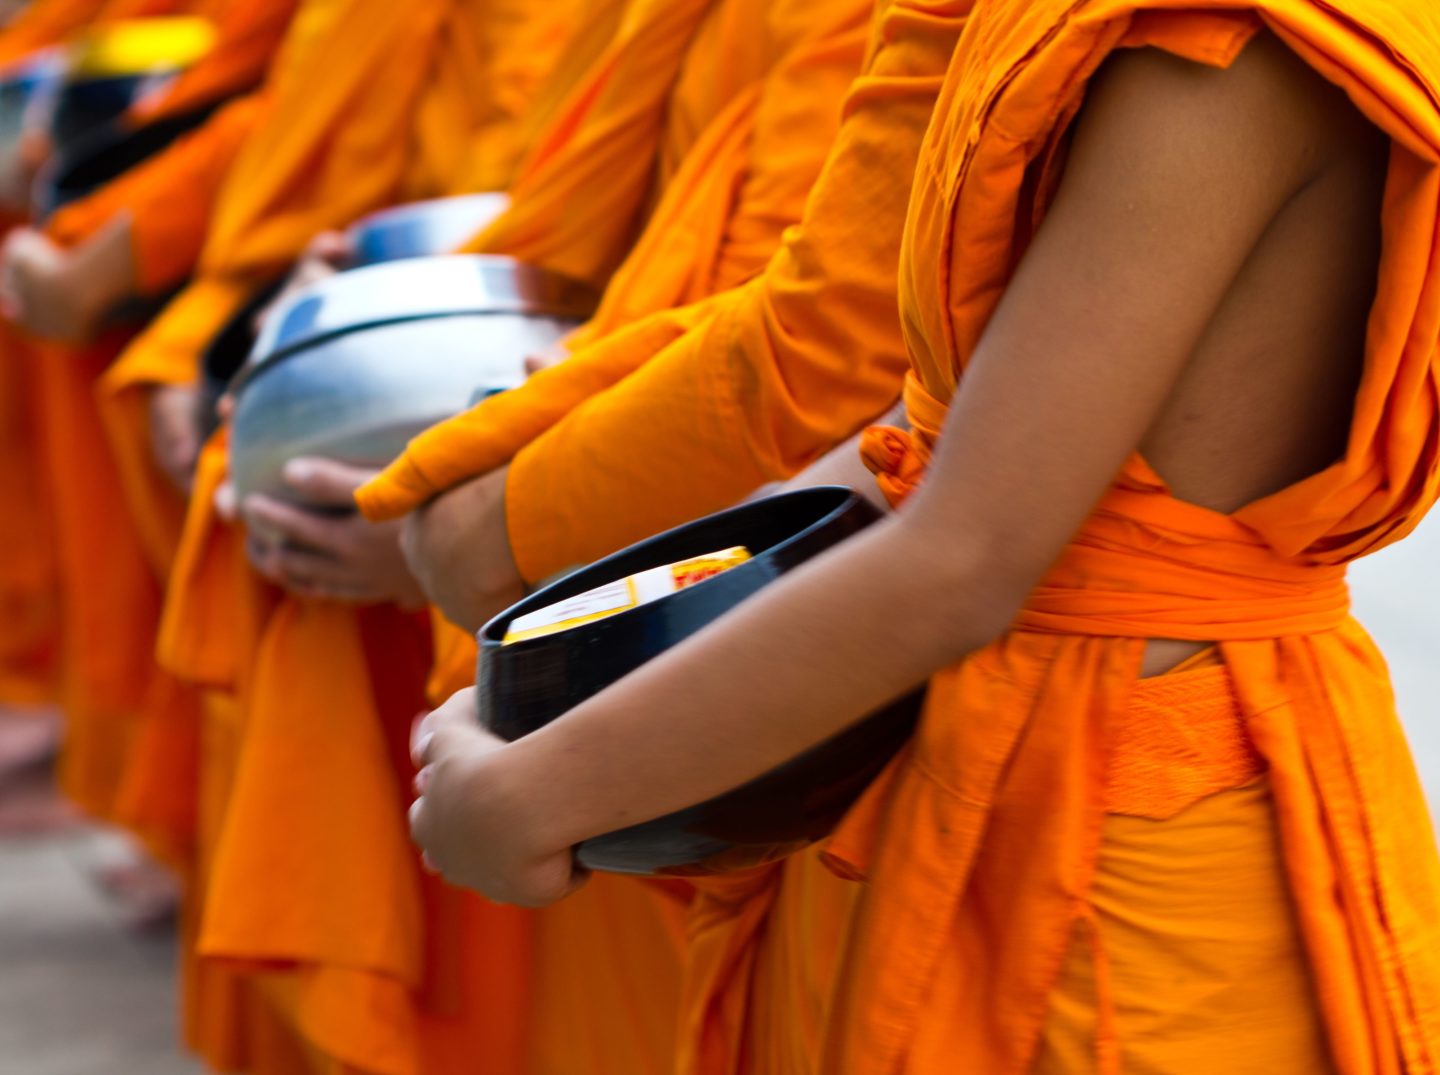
[158,0,873,1071]
[815,1,1440,1071]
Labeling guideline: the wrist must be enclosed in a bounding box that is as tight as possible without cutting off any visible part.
[74,212,137,318]
[474,735,582,859]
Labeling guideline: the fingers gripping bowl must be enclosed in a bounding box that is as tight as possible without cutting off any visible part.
[227,254,596,503]
[476,486,925,877]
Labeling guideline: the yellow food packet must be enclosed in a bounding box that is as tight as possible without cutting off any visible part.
[502,547,751,644]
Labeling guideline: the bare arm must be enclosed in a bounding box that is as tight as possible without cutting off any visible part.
[412,38,1343,903]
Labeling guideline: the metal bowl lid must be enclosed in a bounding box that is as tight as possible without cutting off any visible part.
[349,193,510,267]
[237,254,597,395]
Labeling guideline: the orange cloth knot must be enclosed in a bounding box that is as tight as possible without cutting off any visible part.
[859,424,925,507]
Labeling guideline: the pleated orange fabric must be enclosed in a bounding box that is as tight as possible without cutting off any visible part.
[0,0,236,708]
[1032,658,1335,1072]
[127,0,299,122]
[355,0,961,580]
[0,0,111,65]
[25,0,306,859]
[350,11,959,1071]
[807,3,1440,1071]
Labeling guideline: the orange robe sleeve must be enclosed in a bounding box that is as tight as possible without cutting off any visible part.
[355,0,951,582]
[126,0,298,122]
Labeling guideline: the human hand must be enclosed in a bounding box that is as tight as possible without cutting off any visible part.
[241,457,426,607]
[0,215,134,343]
[148,382,203,494]
[409,688,587,906]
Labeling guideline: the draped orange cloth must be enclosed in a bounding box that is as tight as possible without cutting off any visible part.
[155,2,872,1072]
[0,314,59,705]
[26,0,303,847]
[802,2,1440,1071]
[350,9,958,1070]
[354,0,958,580]
[0,0,111,66]
[128,0,298,122]
[0,0,242,707]
[101,2,673,1071]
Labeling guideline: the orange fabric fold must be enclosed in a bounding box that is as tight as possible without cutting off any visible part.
[355,0,947,585]
[127,0,299,123]
[0,319,59,704]
[158,2,872,1072]
[817,3,1440,1072]
[0,0,183,67]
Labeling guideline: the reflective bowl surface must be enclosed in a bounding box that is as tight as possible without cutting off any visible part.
[349,193,510,266]
[230,255,594,502]
[477,486,925,876]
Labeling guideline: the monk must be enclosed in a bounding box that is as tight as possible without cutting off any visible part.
[159,3,875,1071]
[354,3,965,1067]
[0,0,217,808]
[410,3,1440,1072]
[72,0,887,1070]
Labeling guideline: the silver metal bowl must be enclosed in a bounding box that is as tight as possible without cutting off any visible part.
[349,193,510,266]
[229,255,596,503]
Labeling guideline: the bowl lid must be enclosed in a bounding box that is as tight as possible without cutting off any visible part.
[236,255,597,396]
[349,193,510,266]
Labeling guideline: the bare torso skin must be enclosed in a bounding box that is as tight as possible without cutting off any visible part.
[1138,32,1387,672]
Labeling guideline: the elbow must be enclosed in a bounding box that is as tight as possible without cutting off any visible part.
[886,515,1036,660]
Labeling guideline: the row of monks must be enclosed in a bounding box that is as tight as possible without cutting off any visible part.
[1,0,1439,1072]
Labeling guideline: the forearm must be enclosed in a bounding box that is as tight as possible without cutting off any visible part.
[489,509,1014,851]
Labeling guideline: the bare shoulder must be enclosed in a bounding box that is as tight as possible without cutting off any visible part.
[1077,29,1373,202]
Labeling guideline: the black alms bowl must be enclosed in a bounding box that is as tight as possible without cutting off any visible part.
[476,486,925,876]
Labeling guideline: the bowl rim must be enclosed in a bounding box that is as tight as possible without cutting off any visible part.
[478,485,868,650]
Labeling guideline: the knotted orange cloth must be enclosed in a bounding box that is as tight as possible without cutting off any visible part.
[800,2,1440,1072]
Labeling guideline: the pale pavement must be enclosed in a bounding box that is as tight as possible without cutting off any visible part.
[0,521,1437,1075]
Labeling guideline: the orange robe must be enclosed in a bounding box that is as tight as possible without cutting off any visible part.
[0,0,226,707]
[98,1,587,1072]
[0,0,181,67]
[808,2,1440,1071]
[354,5,971,1071]
[27,0,303,845]
[156,1,871,1072]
